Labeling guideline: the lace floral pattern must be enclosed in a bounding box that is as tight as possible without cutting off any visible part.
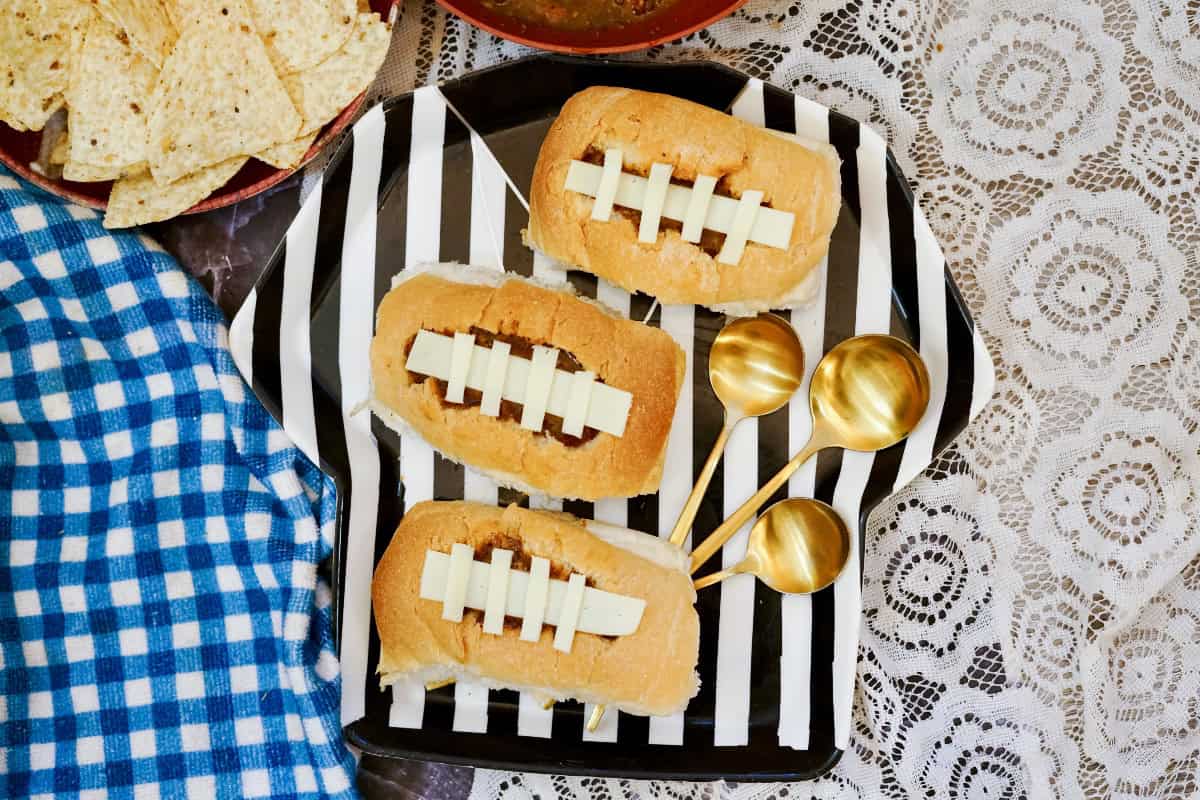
[361,0,1200,797]
[862,476,1001,669]
[1131,0,1200,96]
[928,0,1127,181]
[980,190,1189,384]
[1029,419,1199,600]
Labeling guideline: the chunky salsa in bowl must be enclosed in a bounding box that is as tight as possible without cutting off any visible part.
[437,0,746,53]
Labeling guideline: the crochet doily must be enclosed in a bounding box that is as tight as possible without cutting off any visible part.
[361,1,1200,796]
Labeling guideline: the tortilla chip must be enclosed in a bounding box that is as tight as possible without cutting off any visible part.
[145,11,300,185]
[255,131,318,169]
[0,0,91,131]
[166,0,253,29]
[66,15,159,170]
[64,159,147,183]
[93,0,177,68]
[163,0,194,29]
[248,0,358,75]
[0,112,29,133]
[104,156,246,228]
[283,13,391,136]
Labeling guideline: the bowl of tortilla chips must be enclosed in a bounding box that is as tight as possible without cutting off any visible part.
[0,0,397,229]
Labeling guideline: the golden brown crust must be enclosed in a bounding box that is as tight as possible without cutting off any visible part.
[372,501,700,716]
[527,86,842,310]
[370,269,685,500]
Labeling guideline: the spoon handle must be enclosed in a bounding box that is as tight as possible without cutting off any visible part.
[668,419,736,547]
[688,437,826,574]
[692,567,739,591]
[586,704,605,733]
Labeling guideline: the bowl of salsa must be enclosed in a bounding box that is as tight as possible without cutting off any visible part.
[438,0,747,53]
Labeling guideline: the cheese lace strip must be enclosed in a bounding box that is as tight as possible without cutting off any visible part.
[590,148,623,222]
[681,174,718,243]
[520,557,551,642]
[637,162,673,243]
[564,153,795,260]
[441,543,474,622]
[406,329,632,437]
[562,370,596,438]
[482,548,513,635]
[717,189,764,265]
[553,574,587,653]
[419,548,647,651]
[480,339,510,417]
[446,332,474,403]
[520,345,558,431]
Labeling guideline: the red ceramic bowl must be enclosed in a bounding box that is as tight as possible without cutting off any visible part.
[0,0,399,215]
[437,0,746,54]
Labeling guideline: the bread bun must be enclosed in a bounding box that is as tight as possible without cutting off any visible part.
[369,264,685,500]
[526,86,842,315]
[372,501,700,716]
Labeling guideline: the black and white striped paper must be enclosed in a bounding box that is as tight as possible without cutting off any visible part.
[229,58,994,780]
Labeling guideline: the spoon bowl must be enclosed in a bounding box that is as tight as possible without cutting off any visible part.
[709,313,806,418]
[693,498,851,594]
[808,334,931,452]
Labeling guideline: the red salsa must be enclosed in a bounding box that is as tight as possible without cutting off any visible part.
[480,0,676,30]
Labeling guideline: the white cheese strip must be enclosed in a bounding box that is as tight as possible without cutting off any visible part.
[445,332,475,404]
[479,339,510,417]
[482,548,513,635]
[405,330,633,437]
[562,370,595,438]
[553,573,587,653]
[419,549,645,638]
[590,149,623,222]
[520,346,558,431]
[638,162,674,243]
[717,189,764,265]
[442,543,474,622]
[681,174,718,243]
[564,160,795,252]
[519,557,551,641]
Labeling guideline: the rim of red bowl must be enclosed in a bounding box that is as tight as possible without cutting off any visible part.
[0,0,397,217]
[435,0,747,54]
[0,92,368,215]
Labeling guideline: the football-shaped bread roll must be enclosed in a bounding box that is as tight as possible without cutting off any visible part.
[369,264,685,500]
[526,86,842,315]
[373,501,701,717]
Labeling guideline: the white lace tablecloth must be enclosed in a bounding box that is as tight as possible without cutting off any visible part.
[361,0,1200,796]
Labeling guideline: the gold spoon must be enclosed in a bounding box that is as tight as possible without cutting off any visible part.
[692,498,851,592]
[689,334,930,574]
[666,313,805,548]
[587,315,805,733]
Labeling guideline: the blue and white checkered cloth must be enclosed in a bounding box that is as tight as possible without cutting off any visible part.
[0,169,357,799]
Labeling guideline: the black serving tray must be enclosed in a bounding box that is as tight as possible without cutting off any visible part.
[232,55,991,781]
